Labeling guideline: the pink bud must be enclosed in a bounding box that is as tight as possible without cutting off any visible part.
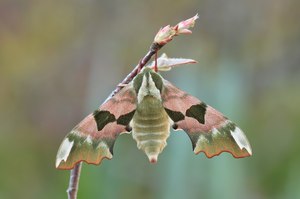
[176,14,199,35]
[154,25,176,45]
[153,14,198,45]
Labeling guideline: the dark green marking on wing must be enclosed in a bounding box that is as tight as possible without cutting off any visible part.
[185,103,207,124]
[93,110,116,131]
[164,108,185,122]
[117,110,136,126]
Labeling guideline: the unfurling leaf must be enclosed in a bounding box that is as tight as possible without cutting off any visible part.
[148,53,197,71]
[175,14,199,35]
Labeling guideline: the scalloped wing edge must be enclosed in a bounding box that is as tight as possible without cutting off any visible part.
[56,130,113,170]
[192,120,252,158]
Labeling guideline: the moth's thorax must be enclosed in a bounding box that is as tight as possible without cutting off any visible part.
[134,68,163,104]
[131,95,170,163]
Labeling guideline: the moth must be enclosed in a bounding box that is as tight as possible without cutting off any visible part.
[56,67,252,169]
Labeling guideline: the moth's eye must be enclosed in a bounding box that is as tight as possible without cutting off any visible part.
[150,72,163,92]
[133,73,143,93]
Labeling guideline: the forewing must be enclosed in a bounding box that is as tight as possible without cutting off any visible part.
[56,84,136,169]
[162,80,252,158]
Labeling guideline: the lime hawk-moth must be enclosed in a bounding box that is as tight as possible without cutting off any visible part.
[56,67,252,169]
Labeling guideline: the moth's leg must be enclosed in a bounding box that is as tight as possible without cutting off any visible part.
[154,51,158,72]
[117,83,128,87]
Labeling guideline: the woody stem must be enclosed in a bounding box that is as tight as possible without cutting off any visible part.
[67,162,82,199]
[106,42,163,100]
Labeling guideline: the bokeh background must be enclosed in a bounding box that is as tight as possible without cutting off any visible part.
[1,0,300,199]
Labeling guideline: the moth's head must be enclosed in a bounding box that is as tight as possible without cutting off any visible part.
[133,67,163,94]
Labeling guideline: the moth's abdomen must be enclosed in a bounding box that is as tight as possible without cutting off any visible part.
[131,96,170,163]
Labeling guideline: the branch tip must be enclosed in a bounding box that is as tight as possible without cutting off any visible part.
[154,14,199,45]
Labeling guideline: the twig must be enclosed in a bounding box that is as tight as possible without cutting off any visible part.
[106,42,163,100]
[66,14,198,199]
[67,162,82,199]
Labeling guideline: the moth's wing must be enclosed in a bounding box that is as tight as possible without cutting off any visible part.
[162,80,252,158]
[56,83,136,169]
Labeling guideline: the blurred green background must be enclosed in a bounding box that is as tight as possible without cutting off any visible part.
[1,0,300,199]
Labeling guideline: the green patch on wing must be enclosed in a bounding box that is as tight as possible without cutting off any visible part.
[93,110,116,131]
[164,108,185,122]
[56,131,114,170]
[117,110,136,125]
[191,121,252,158]
[185,103,207,124]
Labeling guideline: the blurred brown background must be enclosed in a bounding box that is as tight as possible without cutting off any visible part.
[1,0,300,199]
